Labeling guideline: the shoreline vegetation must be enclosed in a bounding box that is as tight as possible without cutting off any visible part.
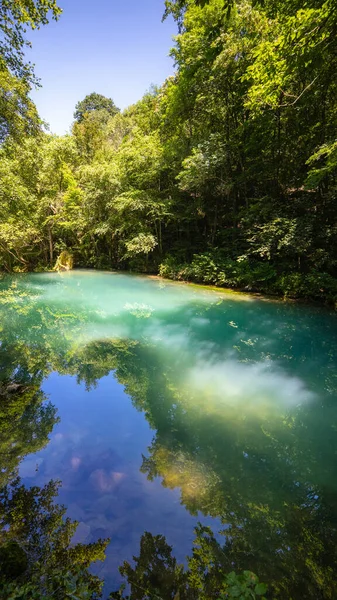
[2,261,335,309]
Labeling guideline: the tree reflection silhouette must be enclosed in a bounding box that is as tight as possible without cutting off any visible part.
[0,339,109,595]
[74,339,337,599]
[0,275,336,598]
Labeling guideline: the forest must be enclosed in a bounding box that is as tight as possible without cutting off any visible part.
[0,0,337,595]
[1,0,336,305]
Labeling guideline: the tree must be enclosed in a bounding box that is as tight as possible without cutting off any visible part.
[36,135,82,266]
[0,68,40,141]
[0,139,40,270]
[0,0,61,82]
[0,0,61,141]
[74,92,120,123]
[0,134,82,269]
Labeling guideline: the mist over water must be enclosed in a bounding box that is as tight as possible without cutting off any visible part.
[1,270,336,595]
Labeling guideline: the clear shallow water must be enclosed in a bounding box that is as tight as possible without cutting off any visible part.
[1,271,337,596]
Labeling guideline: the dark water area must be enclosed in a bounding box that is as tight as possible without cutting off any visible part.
[1,271,337,597]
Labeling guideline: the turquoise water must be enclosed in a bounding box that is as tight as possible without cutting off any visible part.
[1,271,337,596]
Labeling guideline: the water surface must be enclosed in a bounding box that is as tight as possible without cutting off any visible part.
[1,271,336,597]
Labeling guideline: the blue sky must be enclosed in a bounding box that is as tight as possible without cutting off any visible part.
[28,0,176,135]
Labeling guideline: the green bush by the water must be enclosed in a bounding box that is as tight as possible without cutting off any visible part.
[159,253,337,305]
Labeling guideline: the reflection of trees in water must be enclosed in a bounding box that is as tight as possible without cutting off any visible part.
[0,380,57,488]
[110,529,268,600]
[73,339,337,599]
[0,378,109,597]
[0,278,337,597]
[0,478,109,598]
[0,382,109,597]
[1,275,336,392]
[0,306,110,596]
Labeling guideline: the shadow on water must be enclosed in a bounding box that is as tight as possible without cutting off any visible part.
[0,272,337,598]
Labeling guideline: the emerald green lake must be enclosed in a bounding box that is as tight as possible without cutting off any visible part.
[1,271,337,597]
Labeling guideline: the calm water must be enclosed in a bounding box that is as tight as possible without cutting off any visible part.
[1,271,337,596]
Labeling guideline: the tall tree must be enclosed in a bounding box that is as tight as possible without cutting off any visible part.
[74,92,120,123]
[0,0,61,141]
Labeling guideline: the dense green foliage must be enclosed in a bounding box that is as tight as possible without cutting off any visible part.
[0,0,61,140]
[74,92,120,123]
[1,0,337,303]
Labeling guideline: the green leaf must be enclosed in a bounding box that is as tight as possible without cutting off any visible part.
[255,583,267,595]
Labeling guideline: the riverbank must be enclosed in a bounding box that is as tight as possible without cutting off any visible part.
[156,254,337,310]
[1,262,336,310]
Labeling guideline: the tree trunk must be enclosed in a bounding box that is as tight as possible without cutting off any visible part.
[48,226,53,266]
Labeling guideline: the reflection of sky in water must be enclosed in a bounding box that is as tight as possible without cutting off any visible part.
[186,359,315,414]
[6,271,336,594]
[20,372,222,591]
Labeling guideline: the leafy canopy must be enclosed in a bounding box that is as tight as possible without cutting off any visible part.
[74,92,120,123]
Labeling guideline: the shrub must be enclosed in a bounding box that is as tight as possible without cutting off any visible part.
[276,271,337,304]
[160,253,276,290]
[159,256,189,280]
[159,254,337,306]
